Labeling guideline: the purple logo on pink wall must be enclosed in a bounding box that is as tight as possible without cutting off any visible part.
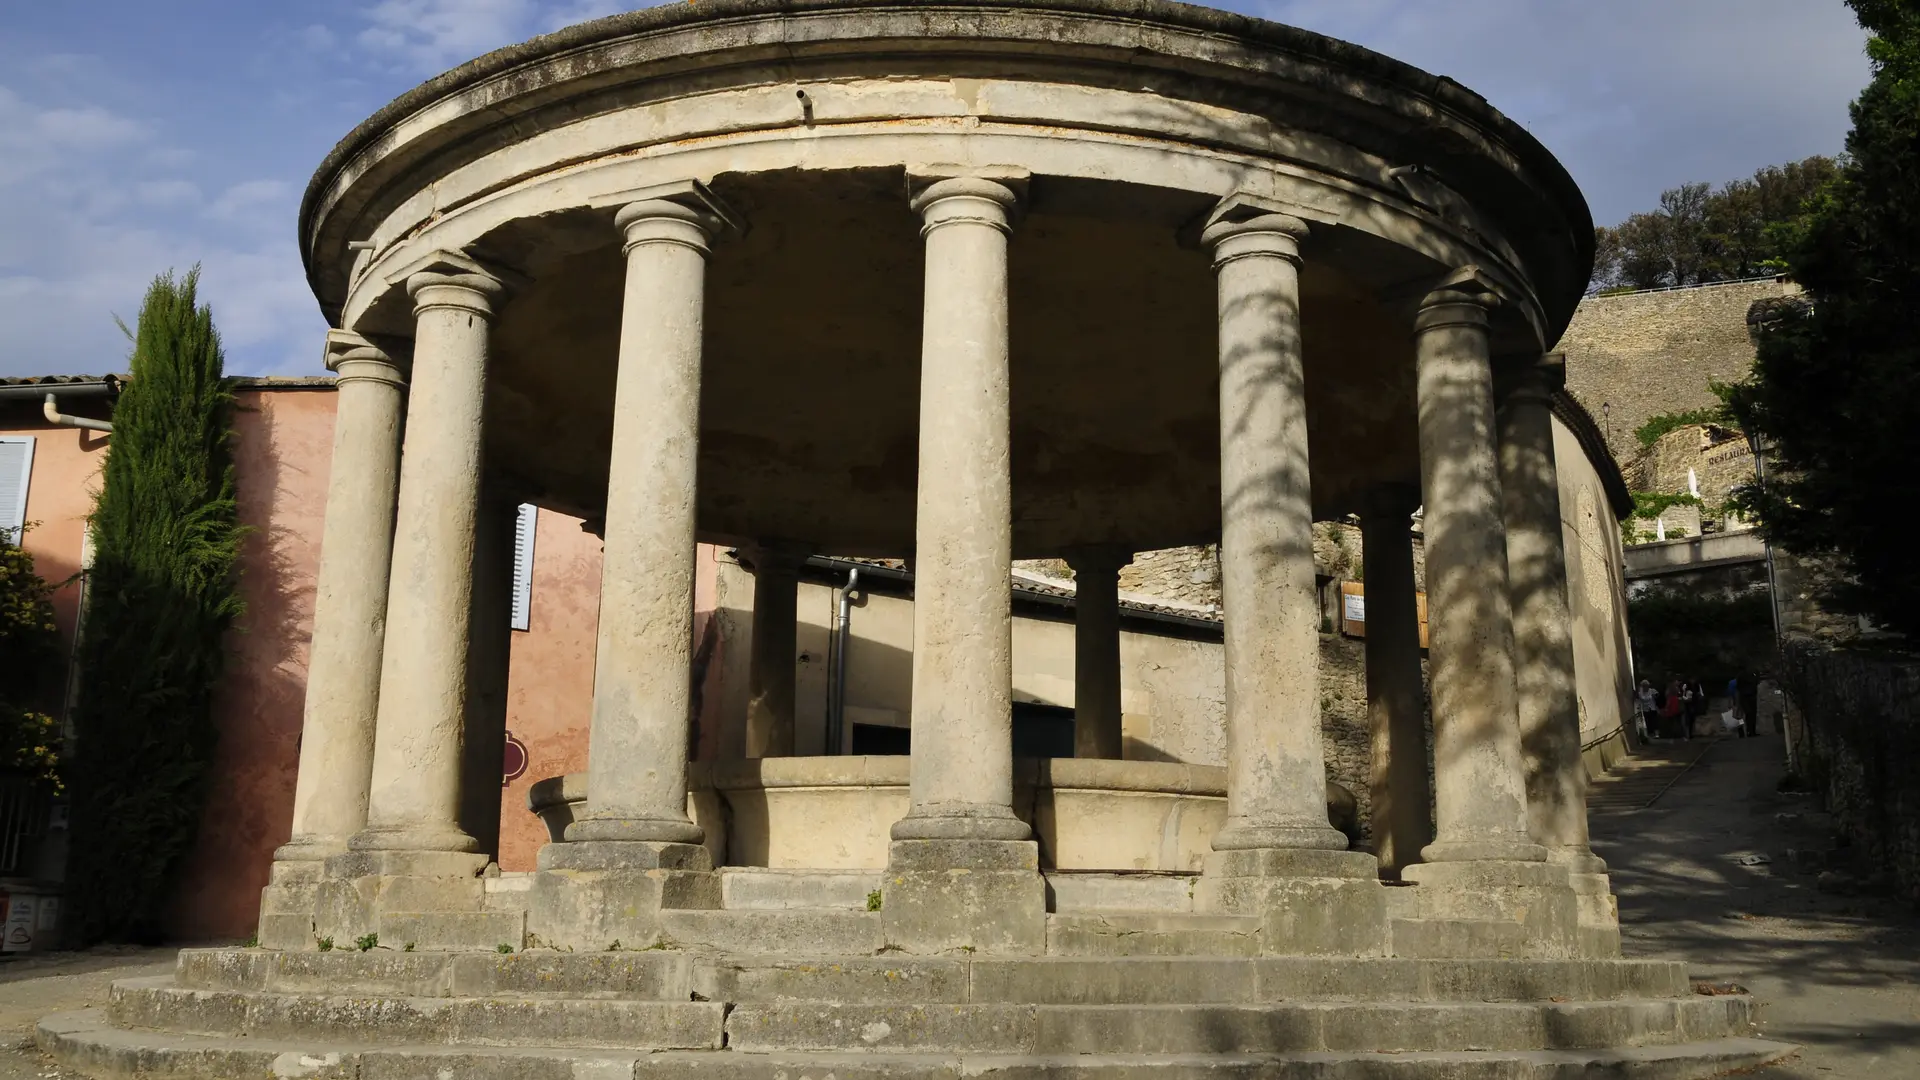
[502,733,528,786]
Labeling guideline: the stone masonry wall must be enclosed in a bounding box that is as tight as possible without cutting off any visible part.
[1778,641,1920,904]
[1559,278,1799,459]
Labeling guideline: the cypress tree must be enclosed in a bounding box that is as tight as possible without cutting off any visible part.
[65,268,244,944]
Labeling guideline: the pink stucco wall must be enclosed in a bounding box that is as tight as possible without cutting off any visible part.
[2,413,110,702]
[497,510,602,871]
[169,387,336,941]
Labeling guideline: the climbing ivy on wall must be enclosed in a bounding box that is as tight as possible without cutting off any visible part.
[65,269,245,945]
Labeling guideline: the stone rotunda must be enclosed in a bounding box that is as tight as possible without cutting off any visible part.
[42,1,1788,1076]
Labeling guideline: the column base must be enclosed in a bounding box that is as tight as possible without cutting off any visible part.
[1211,820,1351,852]
[1547,844,1609,875]
[1419,836,1548,863]
[271,835,347,864]
[889,805,1032,842]
[1396,859,1583,959]
[565,814,705,845]
[527,842,718,951]
[881,839,1045,955]
[347,823,481,854]
[1195,848,1390,956]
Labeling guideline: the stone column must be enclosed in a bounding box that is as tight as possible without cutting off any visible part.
[891,176,1028,846]
[458,491,519,861]
[745,543,807,759]
[882,176,1043,956]
[274,337,408,865]
[562,199,717,853]
[1405,285,1545,864]
[1203,214,1347,853]
[350,266,506,857]
[1192,211,1385,958]
[1361,484,1431,879]
[1065,547,1130,760]
[1498,356,1606,872]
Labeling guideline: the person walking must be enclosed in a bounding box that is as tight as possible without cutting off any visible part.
[1635,679,1658,741]
[1662,678,1687,741]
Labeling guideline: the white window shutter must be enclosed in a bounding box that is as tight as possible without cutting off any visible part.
[0,437,34,545]
[510,503,538,631]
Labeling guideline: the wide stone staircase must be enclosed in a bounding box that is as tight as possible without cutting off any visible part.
[40,866,1790,1080]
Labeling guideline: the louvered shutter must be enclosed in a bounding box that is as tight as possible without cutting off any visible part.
[0,437,34,545]
[510,503,538,631]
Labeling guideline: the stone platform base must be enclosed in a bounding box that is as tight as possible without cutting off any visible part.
[37,948,1792,1080]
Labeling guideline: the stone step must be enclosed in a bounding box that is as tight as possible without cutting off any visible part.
[176,946,694,999]
[380,909,527,952]
[175,947,1691,1004]
[1044,872,1198,913]
[37,1009,1797,1080]
[722,997,1753,1054]
[719,868,883,910]
[172,948,1692,1005]
[108,978,724,1050]
[1046,912,1260,956]
[1392,918,1539,960]
[661,908,885,954]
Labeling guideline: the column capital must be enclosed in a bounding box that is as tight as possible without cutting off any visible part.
[322,328,410,386]
[1062,545,1134,576]
[911,176,1020,236]
[406,268,508,320]
[1200,213,1309,268]
[1496,352,1567,407]
[1360,482,1422,523]
[616,199,722,258]
[745,539,811,574]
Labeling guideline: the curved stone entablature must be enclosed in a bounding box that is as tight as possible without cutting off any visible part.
[299,0,1592,552]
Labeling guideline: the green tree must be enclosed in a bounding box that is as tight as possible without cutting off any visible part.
[1593,157,1836,291]
[0,539,62,790]
[65,269,245,943]
[1722,0,1920,638]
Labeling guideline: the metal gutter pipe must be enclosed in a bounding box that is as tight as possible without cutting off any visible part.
[832,567,861,754]
[43,394,112,432]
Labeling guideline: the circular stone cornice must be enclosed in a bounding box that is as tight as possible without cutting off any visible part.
[302,0,1593,340]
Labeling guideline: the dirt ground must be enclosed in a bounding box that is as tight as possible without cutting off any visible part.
[3,732,1915,1078]
[1591,732,1920,1078]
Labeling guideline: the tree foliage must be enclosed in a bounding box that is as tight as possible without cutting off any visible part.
[1721,0,1920,640]
[1593,157,1838,292]
[0,539,62,790]
[65,269,244,944]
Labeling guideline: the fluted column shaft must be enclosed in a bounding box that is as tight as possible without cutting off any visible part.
[1066,548,1130,760]
[353,270,504,854]
[1360,486,1431,878]
[1412,288,1545,864]
[892,177,1029,843]
[275,344,407,862]
[745,544,807,759]
[1498,358,1605,871]
[567,200,716,846]
[1205,214,1346,852]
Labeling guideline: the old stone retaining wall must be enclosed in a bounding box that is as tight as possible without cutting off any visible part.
[1778,640,1920,903]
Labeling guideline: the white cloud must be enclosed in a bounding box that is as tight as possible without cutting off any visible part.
[357,0,536,73]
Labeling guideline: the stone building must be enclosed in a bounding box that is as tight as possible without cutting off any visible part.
[36,1,1783,1075]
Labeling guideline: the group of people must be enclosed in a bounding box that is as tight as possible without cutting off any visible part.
[1634,675,1751,741]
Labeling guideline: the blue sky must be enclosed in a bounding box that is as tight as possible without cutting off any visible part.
[0,1,1870,378]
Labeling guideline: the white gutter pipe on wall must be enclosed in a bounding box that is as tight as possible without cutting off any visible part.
[43,393,112,433]
[831,567,861,754]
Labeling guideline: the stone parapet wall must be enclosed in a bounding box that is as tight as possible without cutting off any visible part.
[1778,641,1920,903]
[1559,279,1798,459]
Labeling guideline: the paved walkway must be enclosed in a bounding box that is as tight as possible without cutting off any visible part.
[1591,733,1920,1078]
[0,946,173,1079]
